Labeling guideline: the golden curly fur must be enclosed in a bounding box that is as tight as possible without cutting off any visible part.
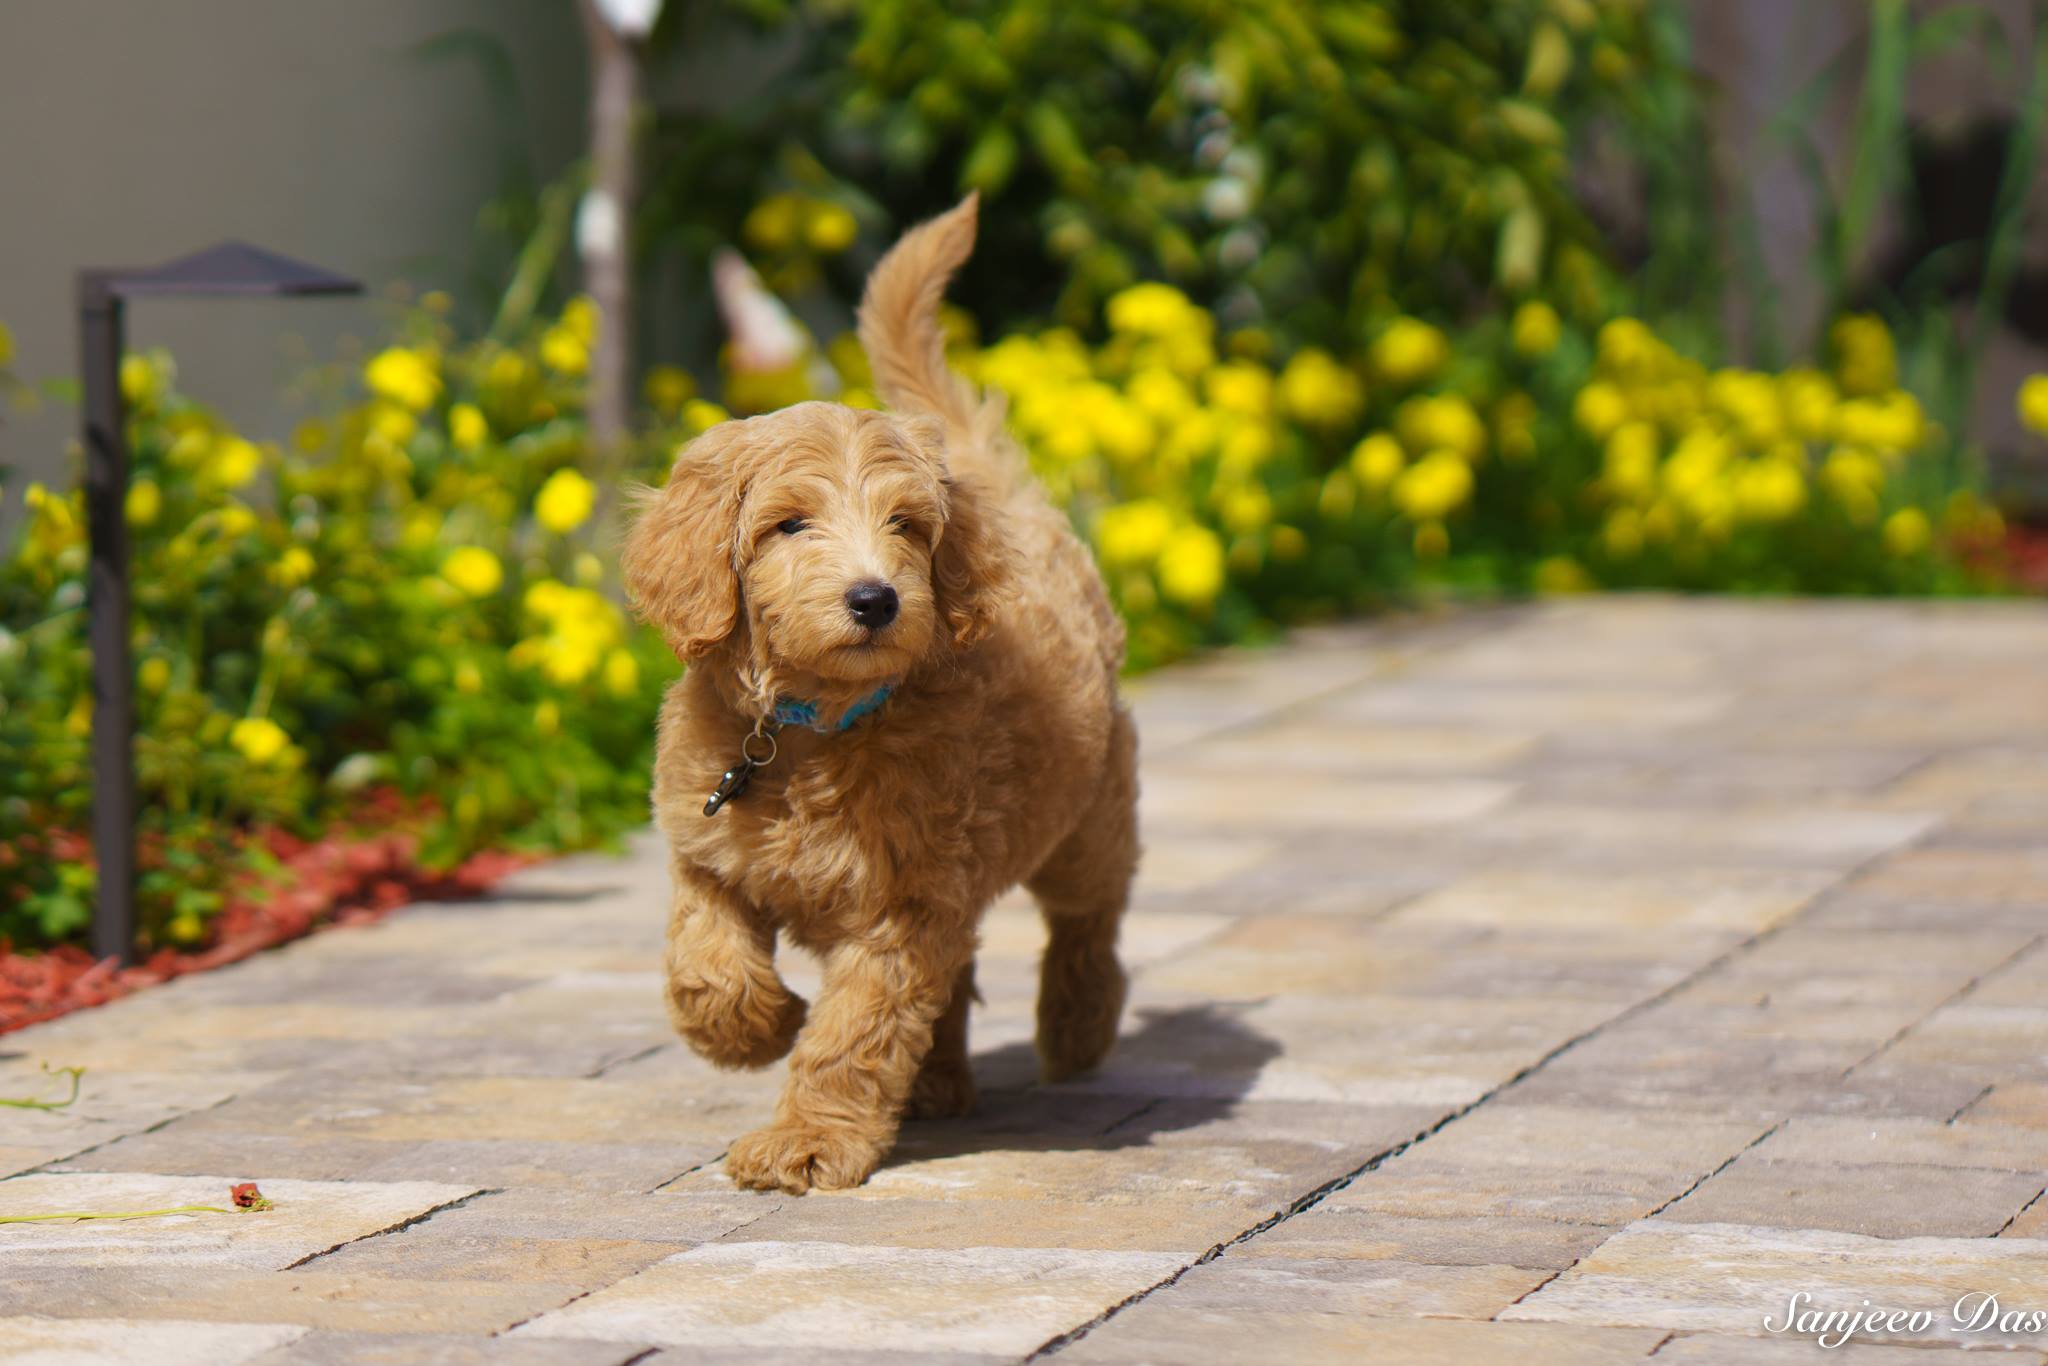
[622,195,1137,1194]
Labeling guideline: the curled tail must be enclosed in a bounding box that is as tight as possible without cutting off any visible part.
[857,194,988,438]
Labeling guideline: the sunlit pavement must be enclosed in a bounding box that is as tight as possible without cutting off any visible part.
[4,596,2047,1363]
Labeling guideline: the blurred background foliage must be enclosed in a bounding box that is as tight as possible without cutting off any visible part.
[5,0,2048,954]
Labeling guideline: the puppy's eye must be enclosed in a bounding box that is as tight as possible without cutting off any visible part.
[777,517,809,535]
[887,514,913,534]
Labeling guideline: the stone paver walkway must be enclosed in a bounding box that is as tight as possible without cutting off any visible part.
[5,596,2048,1364]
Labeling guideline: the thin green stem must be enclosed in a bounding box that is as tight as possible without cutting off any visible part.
[0,1065,84,1111]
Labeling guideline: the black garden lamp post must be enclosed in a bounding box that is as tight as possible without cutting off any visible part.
[79,242,361,963]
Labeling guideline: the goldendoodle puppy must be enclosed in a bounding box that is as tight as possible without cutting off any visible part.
[622,195,1137,1194]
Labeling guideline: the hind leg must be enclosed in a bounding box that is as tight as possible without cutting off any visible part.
[906,961,978,1120]
[1029,709,1138,1083]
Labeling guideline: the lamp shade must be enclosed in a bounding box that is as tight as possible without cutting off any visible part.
[110,241,362,298]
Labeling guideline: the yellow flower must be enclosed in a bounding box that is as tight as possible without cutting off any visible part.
[1395,395,1485,460]
[1370,317,1449,385]
[203,436,263,490]
[1707,369,1783,446]
[1779,369,1838,441]
[370,405,418,448]
[744,193,802,251]
[1277,348,1365,427]
[1596,318,1660,375]
[229,716,293,767]
[1350,433,1406,489]
[1095,500,1174,568]
[1603,422,1659,500]
[454,661,484,695]
[1831,314,1897,396]
[1392,450,1475,521]
[1128,369,1194,424]
[1206,362,1273,418]
[1218,483,1273,535]
[125,479,161,526]
[534,699,561,736]
[535,468,597,534]
[1107,283,1203,338]
[1883,507,1931,557]
[269,546,317,589]
[1533,555,1595,594]
[1511,301,1562,357]
[540,325,589,376]
[682,399,730,431]
[1573,381,1629,439]
[603,648,641,697]
[1834,392,1924,453]
[449,402,489,451]
[2018,375,2048,435]
[365,347,441,412]
[560,295,599,346]
[1733,458,1807,522]
[120,353,165,407]
[644,365,696,415]
[804,203,859,254]
[139,657,171,694]
[1157,525,1226,606]
[441,546,504,598]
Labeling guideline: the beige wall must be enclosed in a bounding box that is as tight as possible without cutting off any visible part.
[0,0,585,492]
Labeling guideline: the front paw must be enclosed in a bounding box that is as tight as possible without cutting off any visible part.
[725,1121,885,1194]
[668,978,808,1070]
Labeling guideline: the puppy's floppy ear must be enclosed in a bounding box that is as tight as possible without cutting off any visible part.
[933,471,1014,647]
[621,426,746,660]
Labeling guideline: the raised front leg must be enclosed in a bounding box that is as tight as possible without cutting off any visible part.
[664,858,806,1069]
[726,934,964,1193]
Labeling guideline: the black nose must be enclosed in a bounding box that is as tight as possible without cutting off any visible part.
[845,580,900,629]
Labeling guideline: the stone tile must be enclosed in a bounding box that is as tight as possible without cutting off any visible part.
[1755,1116,2048,1171]
[1662,1154,2045,1238]
[1653,1331,2045,1362]
[1239,1207,1619,1271]
[1404,1104,1770,1176]
[310,1229,676,1290]
[1969,1084,2048,1131]
[1060,1306,1669,1365]
[0,1267,581,1335]
[0,1316,307,1365]
[250,1332,651,1365]
[1322,1157,1688,1226]
[1506,1219,2048,1347]
[511,1242,1186,1353]
[0,1174,477,1269]
[716,1193,1251,1254]
[1133,1252,1552,1318]
[1382,868,1836,934]
[1140,771,1514,833]
[0,1066,270,1174]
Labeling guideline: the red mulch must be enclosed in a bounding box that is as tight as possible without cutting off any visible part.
[0,809,533,1035]
[1997,520,2048,592]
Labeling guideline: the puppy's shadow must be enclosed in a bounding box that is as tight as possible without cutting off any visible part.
[883,1002,1282,1167]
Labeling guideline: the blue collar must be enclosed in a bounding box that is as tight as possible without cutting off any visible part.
[771,685,895,733]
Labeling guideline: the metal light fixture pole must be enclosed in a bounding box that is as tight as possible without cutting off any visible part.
[77,243,361,964]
